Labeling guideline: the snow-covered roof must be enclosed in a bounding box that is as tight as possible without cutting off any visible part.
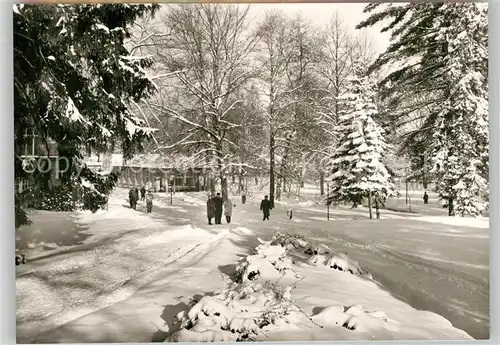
[84,152,207,170]
[84,154,123,167]
[123,153,204,170]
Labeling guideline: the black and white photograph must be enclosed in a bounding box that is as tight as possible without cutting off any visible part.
[13,2,489,343]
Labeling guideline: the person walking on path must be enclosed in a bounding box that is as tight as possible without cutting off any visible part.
[260,195,272,221]
[129,187,137,209]
[206,194,216,225]
[145,190,154,213]
[140,186,146,201]
[423,191,429,204]
[213,193,224,224]
[224,198,233,224]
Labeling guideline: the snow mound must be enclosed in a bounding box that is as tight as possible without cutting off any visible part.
[163,231,470,342]
[311,304,393,332]
[308,252,372,279]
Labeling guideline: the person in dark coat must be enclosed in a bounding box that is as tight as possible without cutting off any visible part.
[260,195,272,221]
[213,193,224,224]
[423,191,429,204]
[140,186,146,201]
[206,194,216,225]
[129,188,137,209]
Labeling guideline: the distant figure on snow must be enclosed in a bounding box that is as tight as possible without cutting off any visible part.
[260,195,272,221]
[146,190,154,213]
[423,191,429,204]
[206,194,216,225]
[224,198,233,224]
[213,193,224,224]
[129,187,137,210]
[140,186,146,201]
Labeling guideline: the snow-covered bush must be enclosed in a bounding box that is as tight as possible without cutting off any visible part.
[233,238,297,284]
[270,232,309,251]
[23,184,76,212]
[167,233,382,342]
[168,238,309,342]
[168,274,300,341]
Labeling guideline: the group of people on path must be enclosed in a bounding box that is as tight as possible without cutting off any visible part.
[129,186,154,213]
[206,193,233,225]
[206,193,274,224]
[129,186,275,222]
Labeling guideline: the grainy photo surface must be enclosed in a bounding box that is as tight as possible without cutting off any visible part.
[13,2,489,343]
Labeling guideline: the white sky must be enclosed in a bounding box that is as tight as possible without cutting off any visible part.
[154,3,391,55]
[246,3,391,54]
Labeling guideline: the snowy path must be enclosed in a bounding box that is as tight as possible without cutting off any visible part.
[16,189,488,342]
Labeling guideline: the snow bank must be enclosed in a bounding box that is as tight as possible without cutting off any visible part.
[166,232,472,341]
[415,216,489,229]
[16,192,214,343]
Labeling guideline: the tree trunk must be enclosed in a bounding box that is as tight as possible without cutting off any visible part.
[375,197,380,219]
[269,135,276,209]
[422,152,429,190]
[238,169,244,195]
[368,191,373,219]
[216,143,228,201]
[277,139,292,201]
[320,171,325,196]
[448,197,454,216]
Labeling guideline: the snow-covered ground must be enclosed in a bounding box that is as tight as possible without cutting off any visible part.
[15,186,489,342]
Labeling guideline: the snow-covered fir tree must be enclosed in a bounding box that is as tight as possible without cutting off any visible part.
[358,3,488,217]
[327,67,395,211]
[14,4,159,227]
[430,4,488,217]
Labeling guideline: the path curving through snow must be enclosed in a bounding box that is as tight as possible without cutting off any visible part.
[16,188,488,342]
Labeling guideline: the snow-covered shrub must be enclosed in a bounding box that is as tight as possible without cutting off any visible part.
[168,238,308,342]
[233,238,297,284]
[270,232,309,251]
[304,243,332,256]
[308,252,372,278]
[23,184,76,212]
[168,279,301,342]
[16,253,27,265]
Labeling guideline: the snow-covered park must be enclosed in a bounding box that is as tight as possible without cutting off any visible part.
[13,2,489,344]
[16,186,488,343]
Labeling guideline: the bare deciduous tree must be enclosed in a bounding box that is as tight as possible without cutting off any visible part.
[144,4,259,200]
